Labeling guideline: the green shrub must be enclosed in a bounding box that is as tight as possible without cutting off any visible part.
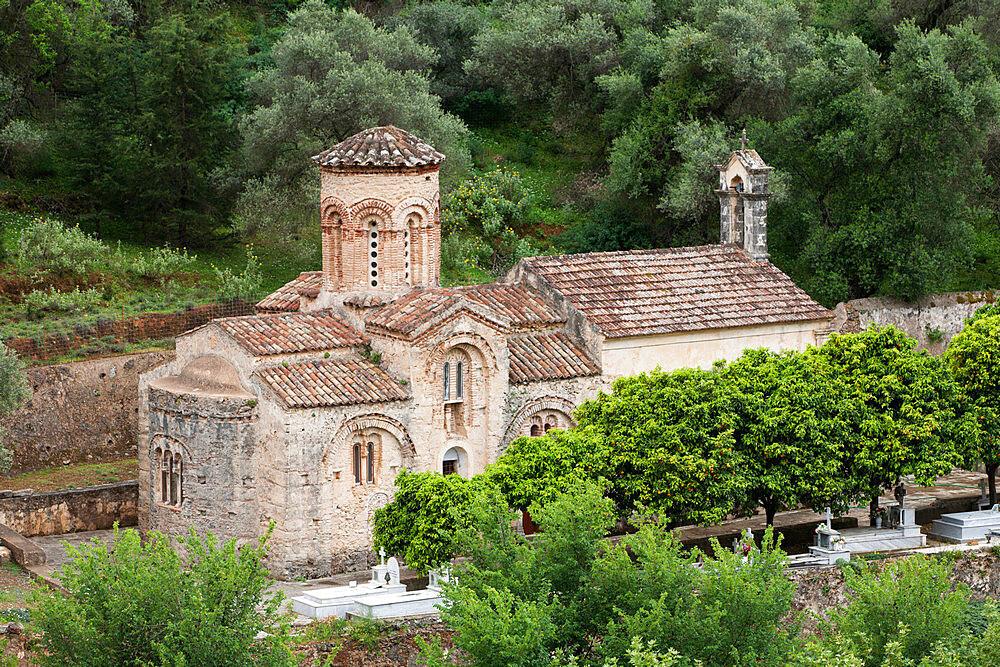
[347,615,382,651]
[120,242,197,281]
[830,556,971,667]
[214,244,263,300]
[442,167,540,276]
[31,524,294,666]
[15,217,109,276]
[22,286,103,316]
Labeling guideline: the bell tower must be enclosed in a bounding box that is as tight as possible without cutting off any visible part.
[311,126,443,296]
[715,130,772,261]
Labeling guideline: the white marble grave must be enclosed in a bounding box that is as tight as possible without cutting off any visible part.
[291,550,406,620]
[929,504,1000,544]
[350,588,446,619]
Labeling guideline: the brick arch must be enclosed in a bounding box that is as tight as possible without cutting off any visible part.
[500,396,578,453]
[150,434,192,460]
[393,197,432,228]
[327,413,415,465]
[424,332,499,375]
[321,196,351,228]
[348,199,394,227]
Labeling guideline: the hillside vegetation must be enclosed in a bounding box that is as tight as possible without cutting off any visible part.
[2,0,1000,308]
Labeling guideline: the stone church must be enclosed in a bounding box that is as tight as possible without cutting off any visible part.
[138,126,833,577]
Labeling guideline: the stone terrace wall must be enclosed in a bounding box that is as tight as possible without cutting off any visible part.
[1,351,173,474]
[832,289,999,354]
[0,480,137,537]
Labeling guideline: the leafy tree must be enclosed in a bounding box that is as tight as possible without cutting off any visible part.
[761,22,1000,304]
[371,469,495,573]
[944,308,1000,504]
[465,0,626,119]
[241,1,469,199]
[395,1,486,110]
[31,524,294,666]
[136,9,245,243]
[442,481,615,663]
[829,556,971,667]
[817,327,962,524]
[441,166,541,276]
[594,527,797,667]
[0,343,30,473]
[719,348,852,524]
[486,427,595,513]
[572,367,746,523]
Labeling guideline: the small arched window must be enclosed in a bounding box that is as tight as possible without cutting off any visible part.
[352,433,381,486]
[530,424,541,437]
[367,218,380,288]
[443,362,451,400]
[456,361,463,399]
[366,442,375,483]
[155,444,184,508]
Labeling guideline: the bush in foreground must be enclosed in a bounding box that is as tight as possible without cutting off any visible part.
[31,524,294,666]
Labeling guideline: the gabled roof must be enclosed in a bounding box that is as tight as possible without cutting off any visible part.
[508,331,600,384]
[312,126,444,169]
[256,358,407,408]
[717,149,771,172]
[364,284,563,337]
[257,272,324,313]
[215,311,366,356]
[520,245,831,338]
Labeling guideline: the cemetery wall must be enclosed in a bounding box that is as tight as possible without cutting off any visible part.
[1,350,173,474]
[0,480,137,537]
[832,290,999,354]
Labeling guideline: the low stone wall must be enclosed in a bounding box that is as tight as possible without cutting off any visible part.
[0,480,137,537]
[832,290,999,354]
[1,351,173,474]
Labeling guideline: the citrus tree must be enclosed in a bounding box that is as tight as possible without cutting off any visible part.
[944,307,1000,504]
[569,367,746,524]
[372,469,497,573]
[719,348,853,524]
[817,327,962,524]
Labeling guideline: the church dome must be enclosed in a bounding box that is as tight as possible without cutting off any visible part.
[312,125,444,169]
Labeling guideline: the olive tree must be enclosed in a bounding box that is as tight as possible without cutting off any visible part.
[0,343,30,473]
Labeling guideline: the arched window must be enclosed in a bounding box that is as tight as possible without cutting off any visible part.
[155,444,184,508]
[442,446,467,476]
[443,350,470,435]
[366,441,375,483]
[351,433,381,486]
[530,424,541,437]
[443,362,450,400]
[456,361,463,399]
[367,218,380,288]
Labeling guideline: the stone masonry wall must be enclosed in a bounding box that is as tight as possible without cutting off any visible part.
[0,480,138,537]
[2,351,174,474]
[832,289,999,354]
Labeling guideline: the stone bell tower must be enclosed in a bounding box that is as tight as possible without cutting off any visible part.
[311,126,444,296]
[715,130,772,261]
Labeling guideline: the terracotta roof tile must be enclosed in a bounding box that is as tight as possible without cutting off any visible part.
[508,331,600,384]
[257,272,324,312]
[521,245,831,338]
[256,358,407,408]
[344,294,391,309]
[312,126,444,169]
[365,284,562,336]
[217,310,366,356]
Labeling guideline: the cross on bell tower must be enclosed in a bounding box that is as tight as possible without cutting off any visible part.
[714,131,773,262]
